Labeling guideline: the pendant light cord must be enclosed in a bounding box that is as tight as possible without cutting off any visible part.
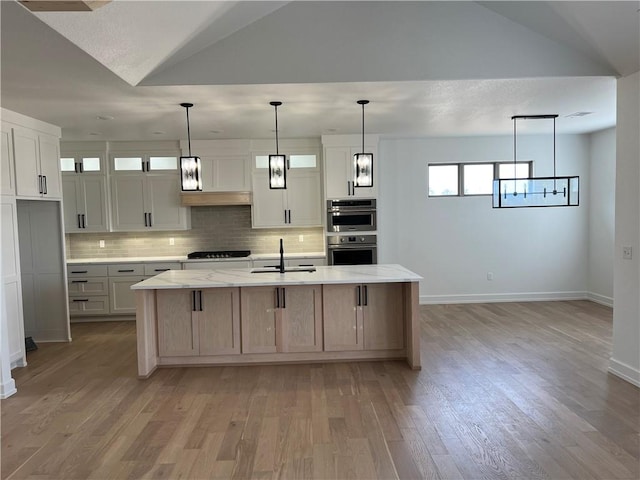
[361,101,365,154]
[185,105,192,157]
[274,104,279,155]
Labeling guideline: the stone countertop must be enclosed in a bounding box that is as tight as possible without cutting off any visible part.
[131,264,421,290]
[67,252,326,265]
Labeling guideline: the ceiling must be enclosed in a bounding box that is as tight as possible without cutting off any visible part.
[1,1,638,141]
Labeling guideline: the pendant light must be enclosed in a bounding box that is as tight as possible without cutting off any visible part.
[179,102,202,191]
[492,114,579,208]
[354,99,373,188]
[268,101,287,189]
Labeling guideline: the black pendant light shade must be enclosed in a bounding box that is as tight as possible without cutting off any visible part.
[179,102,202,191]
[354,100,373,188]
[269,101,287,189]
[492,115,579,208]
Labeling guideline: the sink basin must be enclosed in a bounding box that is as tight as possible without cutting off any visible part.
[251,266,316,273]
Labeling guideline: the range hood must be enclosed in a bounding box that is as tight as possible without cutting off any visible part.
[180,191,252,206]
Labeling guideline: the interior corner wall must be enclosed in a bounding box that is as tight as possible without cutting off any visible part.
[588,128,616,306]
[610,71,640,387]
[378,134,590,304]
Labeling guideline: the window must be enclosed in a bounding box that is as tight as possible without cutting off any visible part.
[428,161,532,197]
[428,164,458,196]
[255,154,317,169]
[149,156,177,170]
[60,157,75,172]
[114,157,143,171]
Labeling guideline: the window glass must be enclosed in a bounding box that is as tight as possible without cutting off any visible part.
[289,155,316,168]
[463,164,493,195]
[82,157,101,172]
[428,165,458,196]
[255,155,269,169]
[60,157,75,172]
[498,162,530,179]
[149,156,178,170]
[114,157,142,171]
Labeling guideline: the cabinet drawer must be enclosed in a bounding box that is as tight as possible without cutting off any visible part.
[67,264,108,277]
[107,264,144,276]
[68,277,108,295]
[69,296,110,316]
[144,262,181,276]
[288,257,326,267]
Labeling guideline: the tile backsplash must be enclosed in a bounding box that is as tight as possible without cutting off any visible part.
[66,206,325,259]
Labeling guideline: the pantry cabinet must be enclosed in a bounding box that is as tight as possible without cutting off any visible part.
[13,126,62,199]
[239,285,322,354]
[324,145,378,199]
[323,282,403,351]
[156,287,241,357]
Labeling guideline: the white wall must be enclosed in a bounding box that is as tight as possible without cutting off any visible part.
[588,128,616,306]
[379,134,590,303]
[610,71,640,386]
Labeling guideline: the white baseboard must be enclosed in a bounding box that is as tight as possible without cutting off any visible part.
[609,358,640,388]
[420,291,587,305]
[586,292,614,308]
[0,378,17,399]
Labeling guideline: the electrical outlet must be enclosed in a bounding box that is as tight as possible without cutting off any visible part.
[99,240,105,248]
[487,272,494,281]
[169,237,175,246]
[299,235,304,243]
[623,246,633,260]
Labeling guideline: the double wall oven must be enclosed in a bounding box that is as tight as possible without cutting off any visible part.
[326,199,377,265]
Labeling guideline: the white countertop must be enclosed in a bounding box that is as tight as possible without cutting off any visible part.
[67,252,325,265]
[131,264,421,290]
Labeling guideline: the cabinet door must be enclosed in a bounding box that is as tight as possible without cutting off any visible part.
[324,147,351,199]
[322,283,362,351]
[146,174,188,230]
[240,286,279,353]
[363,283,404,350]
[251,171,287,228]
[38,134,62,199]
[198,288,241,355]
[202,154,250,191]
[110,175,146,230]
[12,126,41,198]
[281,285,322,353]
[109,276,144,314]
[80,176,109,232]
[62,176,82,232]
[286,171,322,227]
[1,123,15,195]
[156,289,198,356]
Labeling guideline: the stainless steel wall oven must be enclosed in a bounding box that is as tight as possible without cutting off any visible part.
[326,199,376,232]
[327,235,377,265]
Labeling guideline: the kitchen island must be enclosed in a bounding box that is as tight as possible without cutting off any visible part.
[132,264,421,377]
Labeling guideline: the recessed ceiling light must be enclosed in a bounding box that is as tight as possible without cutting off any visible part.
[88,132,101,136]
[96,115,114,121]
[565,112,593,118]
[324,128,337,133]
[210,130,223,134]
[152,131,165,135]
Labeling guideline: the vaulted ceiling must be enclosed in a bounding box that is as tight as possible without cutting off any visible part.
[1,1,638,140]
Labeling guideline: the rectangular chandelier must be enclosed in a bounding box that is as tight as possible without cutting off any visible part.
[493,176,579,208]
[269,154,287,189]
[180,156,202,191]
[354,152,373,187]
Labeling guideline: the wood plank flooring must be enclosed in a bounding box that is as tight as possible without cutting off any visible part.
[2,301,638,479]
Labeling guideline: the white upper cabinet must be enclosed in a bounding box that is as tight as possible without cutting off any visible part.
[324,145,378,199]
[13,126,62,200]
[180,140,251,192]
[1,123,15,196]
[251,146,322,228]
[62,175,109,233]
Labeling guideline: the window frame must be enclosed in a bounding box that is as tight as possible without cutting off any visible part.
[428,163,460,197]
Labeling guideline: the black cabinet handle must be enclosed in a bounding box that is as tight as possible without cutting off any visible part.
[71,270,88,274]
[154,268,169,272]
[81,214,86,229]
[363,285,368,306]
[80,162,84,173]
[275,288,280,308]
[141,159,146,172]
[144,212,148,227]
[72,299,89,302]
[284,210,287,224]
[198,290,203,311]
[38,175,43,194]
[192,290,197,311]
[71,280,88,283]
[148,212,152,226]
[77,214,82,229]
[74,162,79,173]
[356,285,361,306]
[118,269,134,272]
[43,176,47,194]
[281,288,286,309]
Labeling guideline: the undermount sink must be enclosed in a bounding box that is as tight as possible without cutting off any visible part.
[251,266,317,273]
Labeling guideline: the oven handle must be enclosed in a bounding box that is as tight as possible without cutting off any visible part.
[327,244,377,250]
[327,209,376,214]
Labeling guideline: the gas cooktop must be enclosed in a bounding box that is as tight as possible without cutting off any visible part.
[187,250,251,259]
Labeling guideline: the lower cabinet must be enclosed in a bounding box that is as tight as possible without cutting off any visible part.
[240,285,323,354]
[157,288,240,357]
[323,283,404,351]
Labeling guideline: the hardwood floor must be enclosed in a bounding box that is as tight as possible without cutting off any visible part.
[2,301,638,479]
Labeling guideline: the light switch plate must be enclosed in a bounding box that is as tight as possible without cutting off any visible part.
[623,246,633,260]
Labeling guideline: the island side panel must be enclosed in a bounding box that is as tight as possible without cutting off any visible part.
[136,289,158,378]
[405,281,421,370]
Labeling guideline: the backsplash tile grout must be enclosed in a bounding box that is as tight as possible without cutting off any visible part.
[66,206,325,259]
